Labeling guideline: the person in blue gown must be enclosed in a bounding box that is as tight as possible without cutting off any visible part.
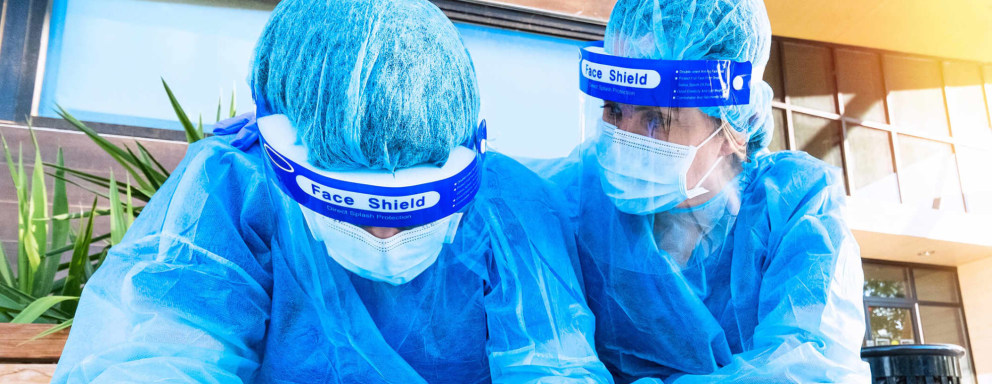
[52,1,611,383]
[531,0,872,382]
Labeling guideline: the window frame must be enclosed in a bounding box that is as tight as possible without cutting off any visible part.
[767,37,992,212]
[0,0,48,123]
[862,259,976,378]
[7,1,991,182]
[0,0,606,141]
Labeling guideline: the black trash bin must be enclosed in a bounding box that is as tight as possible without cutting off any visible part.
[861,344,966,384]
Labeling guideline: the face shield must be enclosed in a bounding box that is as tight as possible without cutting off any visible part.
[258,113,487,285]
[578,41,753,215]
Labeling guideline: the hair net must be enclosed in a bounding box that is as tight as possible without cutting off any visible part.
[604,0,774,155]
[251,0,479,172]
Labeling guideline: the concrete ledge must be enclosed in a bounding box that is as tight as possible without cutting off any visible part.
[0,364,56,383]
[848,196,992,266]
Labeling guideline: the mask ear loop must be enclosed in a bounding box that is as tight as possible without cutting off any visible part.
[686,157,723,199]
[686,128,727,199]
[695,127,723,148]
[443,213,464,244]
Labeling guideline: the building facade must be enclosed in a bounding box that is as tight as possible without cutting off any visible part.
[1,0,990,382]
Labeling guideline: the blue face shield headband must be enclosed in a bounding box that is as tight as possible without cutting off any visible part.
[579,41,752,108]
[258,114,486,228]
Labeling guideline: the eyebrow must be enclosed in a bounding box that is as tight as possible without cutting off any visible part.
[634,105,676,119]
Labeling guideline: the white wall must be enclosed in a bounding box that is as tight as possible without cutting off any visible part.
[959,256,992,384]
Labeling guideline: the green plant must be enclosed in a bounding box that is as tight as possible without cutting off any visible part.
[48,79,237,204]
[0,79,238,329]
[0,127,134,328]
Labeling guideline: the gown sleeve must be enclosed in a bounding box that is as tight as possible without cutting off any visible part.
[52,136,275,384]
[478,154,614,384]
[670,154,870,383]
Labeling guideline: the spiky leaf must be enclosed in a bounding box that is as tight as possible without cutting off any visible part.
[162,78,203,143]
[61,198,98,313]
[10,296,77,324]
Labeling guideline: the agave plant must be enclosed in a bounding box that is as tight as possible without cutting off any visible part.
[0,79,238,330]
[0,127,135,336]
[48,79,236,203]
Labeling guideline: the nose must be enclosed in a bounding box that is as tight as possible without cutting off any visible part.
[362,226,402,239]
[616,118,639,135]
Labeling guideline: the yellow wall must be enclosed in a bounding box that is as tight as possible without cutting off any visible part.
[764,0,992,63]
[485,0,992,63]
[959,256,992,383]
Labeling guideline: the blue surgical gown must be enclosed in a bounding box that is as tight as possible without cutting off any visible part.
[52,123,612,383]
[534,147,870,383]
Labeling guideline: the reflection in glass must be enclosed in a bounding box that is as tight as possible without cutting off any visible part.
[836,50,887,123]
[883,56,951,138]
[984,66,992,129]
[914,269,960,303]
[765,41,784,103]
[898,135,965,212]
[847,126,899,202]
[920,306,974,384]
[792,113,842,169]
[957,148,992,214]
[868,306,916,345]
[767,108,787,152]
[783,43,837,113]
[943,62,992,145]
[920,306,966,345]
[37,0,274,129]
[864,264,911,298]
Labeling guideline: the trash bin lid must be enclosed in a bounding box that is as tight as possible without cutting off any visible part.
[861,344,966,358]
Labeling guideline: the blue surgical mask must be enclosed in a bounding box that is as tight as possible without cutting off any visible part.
[595,120,723,215]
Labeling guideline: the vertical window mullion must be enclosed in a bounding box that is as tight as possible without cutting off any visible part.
[940,62,972,213]
[863,301,872,344]
[879,55,907,204]
[911,304,924,344]
[776,39,797,151]
[0,0,48,123]
[983,65,992,132]
[830,47,854,195]
[907,267,926,344]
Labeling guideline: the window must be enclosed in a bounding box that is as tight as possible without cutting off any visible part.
[25,0,589,159]
[9,3,992,211]
[766,109,787,153]
[791,113,843,169]
[897,136,965,211]
[956,147,992,214]
[37,0,273,129]
[883,56,951,138]
[783,42,837,113]
[764,38,992,214]
[453,23,587,159]
[835,50,887,124]
[846,125,898,202]
[943,62,991,145]
[863,260,975,383]
[762,42,787,152]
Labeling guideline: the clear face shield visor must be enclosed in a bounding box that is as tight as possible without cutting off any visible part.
[257,113,487,285]
[578,42,753,215]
